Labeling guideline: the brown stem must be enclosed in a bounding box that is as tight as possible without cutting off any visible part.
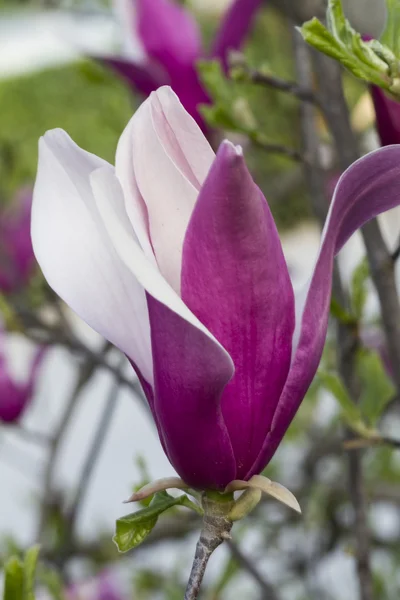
[184,494,233,600]
[227,538,281,600]
[292,31,374,600]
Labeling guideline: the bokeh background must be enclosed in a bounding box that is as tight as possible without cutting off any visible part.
[1,0,400,598]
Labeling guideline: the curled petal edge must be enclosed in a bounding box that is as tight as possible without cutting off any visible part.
[224,474,301,514]
[124,477,189,503]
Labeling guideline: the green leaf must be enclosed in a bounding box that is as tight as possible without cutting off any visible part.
[330,297,356,324]
[318,371,363,426]
[23,546,40,600]
[3,557,24,600]
[350,259,369,319]
[113,492,201,553]
[357,347,395,425]
[37,566,66,600]
[381,0,400,56]
[299,0,392,89]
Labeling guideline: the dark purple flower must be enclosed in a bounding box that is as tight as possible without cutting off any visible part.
[0,340,45,423]
[31,87,400,490]
[0,188,36,293]
[100,0,262,127]
[370,86,400,146]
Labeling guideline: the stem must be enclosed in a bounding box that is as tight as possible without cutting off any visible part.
[36,341,111,542]
[292,32,374,600]
[227,539,280,600]
[184,494,233,600]
[65,357,124,541]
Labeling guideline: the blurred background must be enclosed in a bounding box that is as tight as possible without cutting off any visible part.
[1,0,400,598]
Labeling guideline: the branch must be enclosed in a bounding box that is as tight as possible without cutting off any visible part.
[230,54,318,104]
[184,495,233,600]
[292,30,374,600]
[65,356,125,544]
[251,137,309,163]
[227,538,281,600]
[36,341,111,542]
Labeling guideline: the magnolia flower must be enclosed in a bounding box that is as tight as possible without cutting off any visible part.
[67,572,122,600]
[370,86,400,146]
[0,188,35,293]
[0,338,45,423]
[31,86,400,490]
[101,0,262,127]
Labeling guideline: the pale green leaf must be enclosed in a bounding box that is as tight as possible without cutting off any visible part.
[351,259,369,319]
[23,545,40,600]
[381,0,400,56]
[357,347,395,425]
[3,557,24,600]
[113,492,201,553]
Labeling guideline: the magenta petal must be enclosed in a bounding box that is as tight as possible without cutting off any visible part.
[0,187,35,293]
[181,141,295,479]
[147,294,236,489]
[136,0,202,76]
[247,144,400,477]
[168,65,210,129]
[370,86,400,146]
[211,0,263,70]
[99,57,167,97]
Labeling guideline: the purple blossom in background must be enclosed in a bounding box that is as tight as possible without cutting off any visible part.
[67,572,122,600]
[370,86,400,146]
[101,0,262,128]
[31,87,400,490]
[0,338,45,423]
[0,188,35,293]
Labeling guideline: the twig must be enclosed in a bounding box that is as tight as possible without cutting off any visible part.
[312,51,400,395]
[65,356,125,542]
[292,30,374,600]
[251,136,309,163]
[226,538,280,600]
[36,341,111,542]
[230,54,318,104]
[391,236,400,262]
[8,424,51,446]
[184,495,233,600]
[17,306,144,400]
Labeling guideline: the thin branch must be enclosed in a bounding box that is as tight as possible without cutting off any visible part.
[292,30,374,600]
[251,136,309,163]
[17,306,144,401]
[65,357,125,542]
[36,341,111,542]
[230,53,318,104]
[8,424,51,446]
[227,538,281,600]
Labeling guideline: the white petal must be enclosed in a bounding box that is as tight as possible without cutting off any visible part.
[116,86,214,294]
[31,129,153,385]
[93,165,233,364]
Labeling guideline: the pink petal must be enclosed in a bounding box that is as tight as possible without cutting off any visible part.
[247,144,400,477]
[136,0,203,75]
[93,168,236,489]
[116,87,214,293]
[212,0,263,70]
[100,57,167,97]
[370,85,400,146]
[32,130,154,385]
[181,141,295,479]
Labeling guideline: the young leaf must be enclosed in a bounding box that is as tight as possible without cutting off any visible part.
[3,556,24,600]
[357,347,395,425]
[23,545,40,600]
[350,259,369,320]
[318,371,362,425]
[113,492,201,553]
[381,0,400,57]
[299,0,392,89]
